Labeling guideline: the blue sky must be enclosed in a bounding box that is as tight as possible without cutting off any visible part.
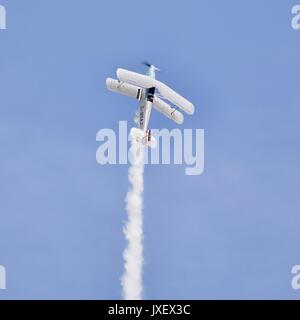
[0,0,300,299]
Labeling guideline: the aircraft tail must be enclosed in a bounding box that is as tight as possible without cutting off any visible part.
[130,128,156,149]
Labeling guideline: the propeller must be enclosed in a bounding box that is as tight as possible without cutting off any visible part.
[142,61,160,71]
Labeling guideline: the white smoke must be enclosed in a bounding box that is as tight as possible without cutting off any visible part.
[121,135,145,300]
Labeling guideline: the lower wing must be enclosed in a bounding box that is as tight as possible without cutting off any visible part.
[153,96,184,125]
[106,78,143,100]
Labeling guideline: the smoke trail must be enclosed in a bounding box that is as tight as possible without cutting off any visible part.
[121,135,145,300]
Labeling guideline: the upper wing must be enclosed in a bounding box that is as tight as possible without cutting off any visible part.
[153,95,184,125]
[106,78,143,100]
[116,68,194,115]
[116,68,155,89]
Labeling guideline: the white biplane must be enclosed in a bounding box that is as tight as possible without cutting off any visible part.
[106,63,195,148]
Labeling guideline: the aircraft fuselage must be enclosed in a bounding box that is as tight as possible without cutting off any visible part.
[138,67,156,133]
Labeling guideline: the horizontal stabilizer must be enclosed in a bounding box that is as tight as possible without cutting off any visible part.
[130,128,156,148]
[106,78,143,100]
[153,96,184,125]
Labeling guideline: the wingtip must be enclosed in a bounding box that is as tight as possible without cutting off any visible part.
[189,104,195,115]
[116,68,121,79]
[176,112,184,125]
